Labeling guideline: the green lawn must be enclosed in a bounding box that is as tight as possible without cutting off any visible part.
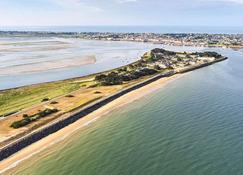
[0,77,95,117]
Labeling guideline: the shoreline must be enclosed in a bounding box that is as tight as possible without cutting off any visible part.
[0,73,182,174]
[0,57,137,92]
[0,57,227,158]
[0,54,227,173]
[0,38,230,92]
[0,71,175,157]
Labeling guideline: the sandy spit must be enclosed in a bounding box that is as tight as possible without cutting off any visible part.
[0,74,183,174]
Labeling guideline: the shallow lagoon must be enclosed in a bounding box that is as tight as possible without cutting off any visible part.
[0,38,162,90]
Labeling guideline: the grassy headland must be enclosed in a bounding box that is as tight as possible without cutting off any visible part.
[0,48,226,146]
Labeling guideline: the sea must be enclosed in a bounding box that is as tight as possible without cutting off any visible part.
[2,44,243,175]
[1,26,243,175]
[0,26,243,90]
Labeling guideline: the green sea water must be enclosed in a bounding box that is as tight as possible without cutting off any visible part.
[4,48,243,175]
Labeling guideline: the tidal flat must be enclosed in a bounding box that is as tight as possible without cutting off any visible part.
[0,37,161,90]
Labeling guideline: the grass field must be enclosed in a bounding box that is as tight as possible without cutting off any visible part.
[0,76,96,117]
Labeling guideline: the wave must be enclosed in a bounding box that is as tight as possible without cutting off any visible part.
[0,117,100,175]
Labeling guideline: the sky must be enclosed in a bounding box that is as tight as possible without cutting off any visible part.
[0,0,243,26]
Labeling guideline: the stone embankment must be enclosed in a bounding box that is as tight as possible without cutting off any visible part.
[0,56,227,161]
[0,71,174,161]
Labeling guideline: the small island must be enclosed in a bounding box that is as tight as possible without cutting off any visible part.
[0,48,227,161]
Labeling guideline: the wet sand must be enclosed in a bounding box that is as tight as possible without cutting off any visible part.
[0,56,96,76]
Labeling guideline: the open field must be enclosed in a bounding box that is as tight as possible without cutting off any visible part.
[0,71,154,144]
[0,76,96,117]
[0,83,126,143]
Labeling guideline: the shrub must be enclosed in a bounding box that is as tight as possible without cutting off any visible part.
[23,114,29,118]
[65,94,74,98]
[10,108,59,129]
[50,101,58,104]
[0,110,18,118]
[94,63,158,86]
[41,98,49,102]
[88,84,99,88]
[11,118,31,129]
[95,74,107,81]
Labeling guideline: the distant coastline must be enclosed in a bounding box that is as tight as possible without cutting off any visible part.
[1,30,243,49]
[0,31,241,90]
[1,25,243,34]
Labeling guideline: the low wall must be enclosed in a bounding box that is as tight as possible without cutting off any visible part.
[0,71,174,161]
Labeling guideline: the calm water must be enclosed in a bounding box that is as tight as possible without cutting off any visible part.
[1,25,243,90]
[5,48,243,175]
[0,38,161,90]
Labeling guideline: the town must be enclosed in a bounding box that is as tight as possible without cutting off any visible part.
[1,31,243,49]
[78,32,243,48]
[94,48,226,86]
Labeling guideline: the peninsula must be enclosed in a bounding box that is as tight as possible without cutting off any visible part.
[0,48,227,161]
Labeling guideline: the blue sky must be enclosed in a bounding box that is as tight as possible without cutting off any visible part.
[0,0,243,26]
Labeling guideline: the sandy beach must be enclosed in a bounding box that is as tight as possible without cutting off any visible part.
[0,56,96,76]
[0,73,182,174]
